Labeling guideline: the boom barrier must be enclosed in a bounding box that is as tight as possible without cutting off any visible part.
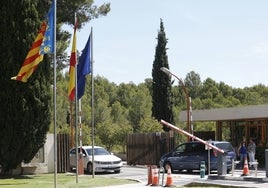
[160,119,224,154]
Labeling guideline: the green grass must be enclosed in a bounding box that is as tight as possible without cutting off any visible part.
[0,173,137,188]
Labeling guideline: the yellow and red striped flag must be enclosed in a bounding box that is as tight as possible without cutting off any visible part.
[68,20,78,101]
[11,22,47,82]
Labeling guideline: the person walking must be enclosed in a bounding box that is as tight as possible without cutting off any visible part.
[238,142,247,169]
[247,138,256,168]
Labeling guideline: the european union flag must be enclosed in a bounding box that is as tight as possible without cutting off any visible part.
[40,1,54,54]
[77,34,91,99]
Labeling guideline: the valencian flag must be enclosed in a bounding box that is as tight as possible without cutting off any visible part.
[11,22,47,82]
[77,33,91,99]
[11,2,54,82]
[68,19,78,101]
[40,0,55,54]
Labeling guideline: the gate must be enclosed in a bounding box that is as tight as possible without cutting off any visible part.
[57,134,70,173]
[127,132,174,166]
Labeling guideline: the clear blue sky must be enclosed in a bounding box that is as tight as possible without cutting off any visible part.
[72,0,268,88]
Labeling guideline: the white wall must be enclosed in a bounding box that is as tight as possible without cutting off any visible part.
[18,133,55,174]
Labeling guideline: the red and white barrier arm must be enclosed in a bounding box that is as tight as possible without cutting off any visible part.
[160,119,224,154]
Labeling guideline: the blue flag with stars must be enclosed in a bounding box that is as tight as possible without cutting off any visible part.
[77,34,91,99]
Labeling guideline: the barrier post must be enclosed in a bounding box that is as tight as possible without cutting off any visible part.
[231,159,235,176]
[217,152,227,176]
[157,166,165,186]
[255,160,258,177]
[78,153,84,175]
[200,161,205,178]
[158,161,165,186]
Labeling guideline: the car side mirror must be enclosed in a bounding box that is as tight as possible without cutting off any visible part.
[174,151,181,156]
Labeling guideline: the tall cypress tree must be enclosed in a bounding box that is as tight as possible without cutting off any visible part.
[152,19,174,132]
[0,0,51,173]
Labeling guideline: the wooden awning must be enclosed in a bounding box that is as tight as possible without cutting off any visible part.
[180,104,268,122]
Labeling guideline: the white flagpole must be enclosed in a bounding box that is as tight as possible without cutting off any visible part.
[53,0,57,188]
[90,27,95,178]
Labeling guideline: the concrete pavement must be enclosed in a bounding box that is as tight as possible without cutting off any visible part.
[99,167,268,188]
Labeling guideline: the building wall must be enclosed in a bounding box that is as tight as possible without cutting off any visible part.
[13,134,54,175]
[46,133,54,173]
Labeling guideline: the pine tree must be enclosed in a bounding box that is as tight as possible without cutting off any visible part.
[151,19,174,132]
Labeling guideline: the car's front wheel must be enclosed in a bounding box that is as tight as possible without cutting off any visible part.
[87,162,93,174]
[69,167,74,172]
[114,169,120,173]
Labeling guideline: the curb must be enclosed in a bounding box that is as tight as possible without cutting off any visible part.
[208,174,268,183]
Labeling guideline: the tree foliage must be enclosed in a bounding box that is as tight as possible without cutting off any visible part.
[0,0,110,173]
[151,19,174,132]
[54,72,268,153]
[0,0,51,173]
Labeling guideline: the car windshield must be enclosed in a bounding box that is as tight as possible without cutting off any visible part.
[85,148,110,155]
[215,143,233,152]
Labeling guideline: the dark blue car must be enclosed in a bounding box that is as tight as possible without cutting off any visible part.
[160,141,237,173]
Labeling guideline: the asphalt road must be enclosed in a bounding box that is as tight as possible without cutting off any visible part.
[97,164,268,188]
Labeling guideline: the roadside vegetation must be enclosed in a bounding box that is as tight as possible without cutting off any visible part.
[0,173,136,188]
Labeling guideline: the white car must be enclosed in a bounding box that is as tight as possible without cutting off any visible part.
[69,146,123,174]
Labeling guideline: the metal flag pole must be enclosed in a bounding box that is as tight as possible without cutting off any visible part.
[74,13,79,184]
[53,1,57,188]
[70,103,74,148]
[75,61,79,183]
[79,99,82,156]
[90,27,95,178]
[78,98,83,176]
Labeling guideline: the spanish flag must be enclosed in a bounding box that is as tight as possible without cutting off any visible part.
[68,20,78,101]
